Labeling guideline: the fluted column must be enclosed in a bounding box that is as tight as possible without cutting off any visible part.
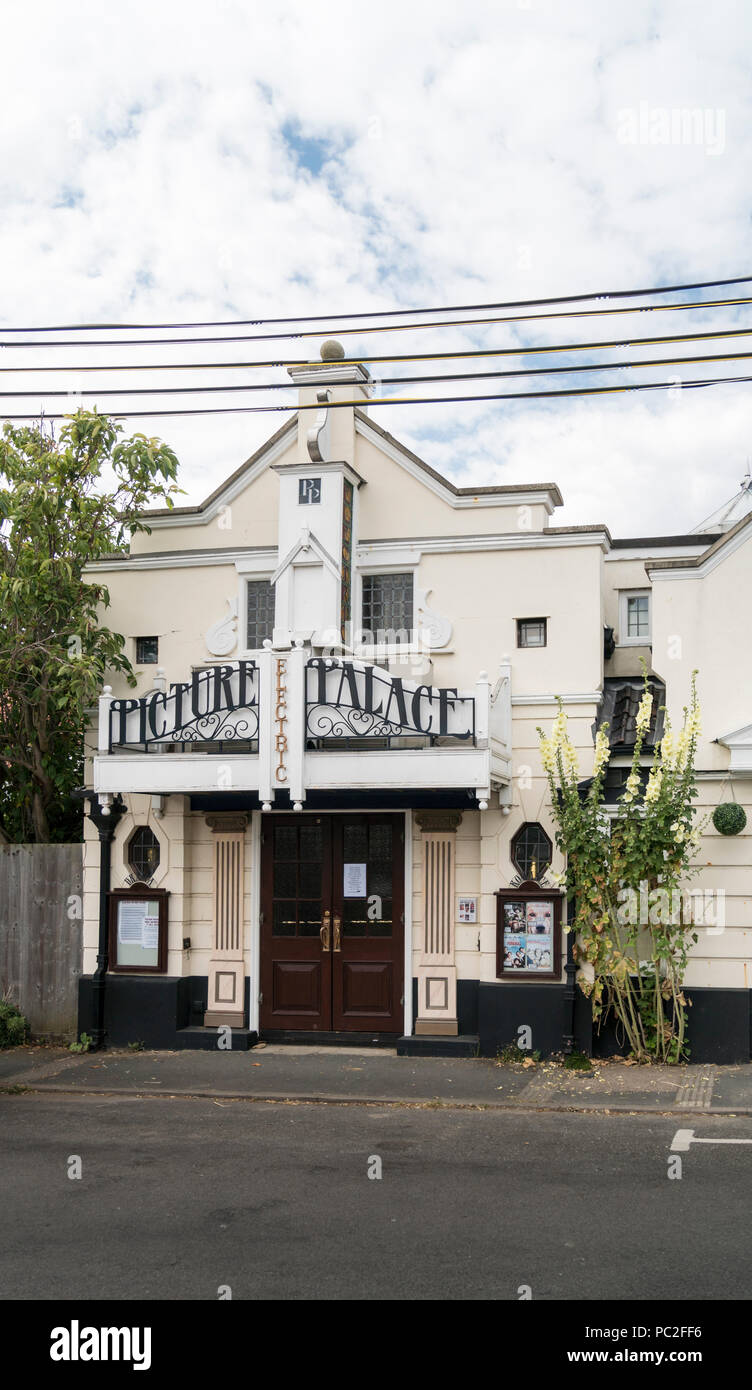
[414,810,461,1036]
[204,813,247,1028]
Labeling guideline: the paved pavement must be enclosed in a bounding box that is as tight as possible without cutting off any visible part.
[2,1094,751,1300]
[2,1043,752,1112]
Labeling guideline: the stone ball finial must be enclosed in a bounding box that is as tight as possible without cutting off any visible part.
[320,339,345,361]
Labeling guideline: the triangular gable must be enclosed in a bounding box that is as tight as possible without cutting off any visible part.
[138,406,563,534]
[271,528,340,585]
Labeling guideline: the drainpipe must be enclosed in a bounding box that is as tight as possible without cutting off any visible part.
[84,792,126,1051]
[562,895,578,1056]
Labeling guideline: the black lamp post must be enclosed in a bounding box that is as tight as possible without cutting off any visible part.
[83,792,126,1051]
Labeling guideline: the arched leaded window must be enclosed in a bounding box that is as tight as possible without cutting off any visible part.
[510,822,552,882]
[128,826,161,881]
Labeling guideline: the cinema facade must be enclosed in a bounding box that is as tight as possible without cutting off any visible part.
[78,345,752,1061]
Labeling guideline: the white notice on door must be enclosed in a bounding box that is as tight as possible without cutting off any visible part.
[343,862,367,897]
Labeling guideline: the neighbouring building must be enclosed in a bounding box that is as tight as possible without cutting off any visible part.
[78,342,752,1061]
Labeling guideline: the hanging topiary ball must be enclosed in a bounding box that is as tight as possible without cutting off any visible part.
[712,803,747,836]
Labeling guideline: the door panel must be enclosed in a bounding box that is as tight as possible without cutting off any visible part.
[260,816,332,1031]
[340,961,394,1016]
[260,813,404,1035]
[332,814,404,1033]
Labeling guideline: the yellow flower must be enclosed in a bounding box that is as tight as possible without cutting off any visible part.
[644,767,663,803]
[552,707,568,745]
[540,735,555,775]
[661,741,674,769]
[635,691,653,733]
[563,742,579,778]
[593,727,610,776]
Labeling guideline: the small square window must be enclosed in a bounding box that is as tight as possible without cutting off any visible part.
[517,619,547,648]
[136,636,158,664]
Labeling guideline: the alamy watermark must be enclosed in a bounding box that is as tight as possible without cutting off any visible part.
[617,880,725,933]
[617,102,725,156]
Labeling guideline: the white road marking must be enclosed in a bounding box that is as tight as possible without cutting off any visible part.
[670,1127,752,1152]
[674,1070,715,1109]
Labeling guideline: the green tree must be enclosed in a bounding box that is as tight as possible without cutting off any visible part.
[0,410,180,842]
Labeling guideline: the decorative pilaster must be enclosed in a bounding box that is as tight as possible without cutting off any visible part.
[204,814,247,1027]
[414,810,462,1036]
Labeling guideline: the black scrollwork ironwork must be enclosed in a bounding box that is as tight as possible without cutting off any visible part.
[109,663,260,750]
[306,705,405,740]
[305,658,475,744]
[166,710,258,745]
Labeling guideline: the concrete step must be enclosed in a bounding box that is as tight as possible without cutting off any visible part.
[174,1026,258,1051]
[397,1034,480,1058]
[260,1030,397,1048]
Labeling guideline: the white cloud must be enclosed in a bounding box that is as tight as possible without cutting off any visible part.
[1,0,751,534]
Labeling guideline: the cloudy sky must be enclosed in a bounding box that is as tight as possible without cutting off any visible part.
[1,0,751,534]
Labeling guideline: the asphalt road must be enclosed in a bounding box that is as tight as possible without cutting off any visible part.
[2,1094,751,1301]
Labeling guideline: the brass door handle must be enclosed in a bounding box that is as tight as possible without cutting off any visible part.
[320,911,331,952]
[333,915,341,952]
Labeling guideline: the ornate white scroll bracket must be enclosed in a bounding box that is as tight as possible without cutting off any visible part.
[205,597,239,657]
[307,389,331,463]
[416,587,452,650]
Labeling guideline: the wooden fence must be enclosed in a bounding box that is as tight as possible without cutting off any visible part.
[0,843,83,1038]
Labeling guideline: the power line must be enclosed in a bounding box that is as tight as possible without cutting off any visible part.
[3,371,752,420]
[2,323,752,374]
[1,273,752,333]
[3,294,752,348]
[4,348,752,399]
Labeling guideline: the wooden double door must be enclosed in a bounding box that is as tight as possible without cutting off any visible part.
[260,813,404,1034]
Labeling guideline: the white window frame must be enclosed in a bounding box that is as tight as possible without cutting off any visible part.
[618,589,651,646]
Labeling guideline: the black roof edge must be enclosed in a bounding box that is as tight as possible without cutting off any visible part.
[611,533,721,549]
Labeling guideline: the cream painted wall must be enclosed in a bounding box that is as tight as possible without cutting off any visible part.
[91,562,245,698]
[418,543,604,693]
[651,533,752,761]
[354,430,552,539]
[129,449,286,555]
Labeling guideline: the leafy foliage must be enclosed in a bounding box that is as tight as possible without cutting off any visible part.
[0,999,30,1048]
[0,411,180,841]
[539,672,702,1063]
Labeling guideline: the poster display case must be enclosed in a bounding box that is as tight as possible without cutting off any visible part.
[495,882,563,980]
[108,889,169,973]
